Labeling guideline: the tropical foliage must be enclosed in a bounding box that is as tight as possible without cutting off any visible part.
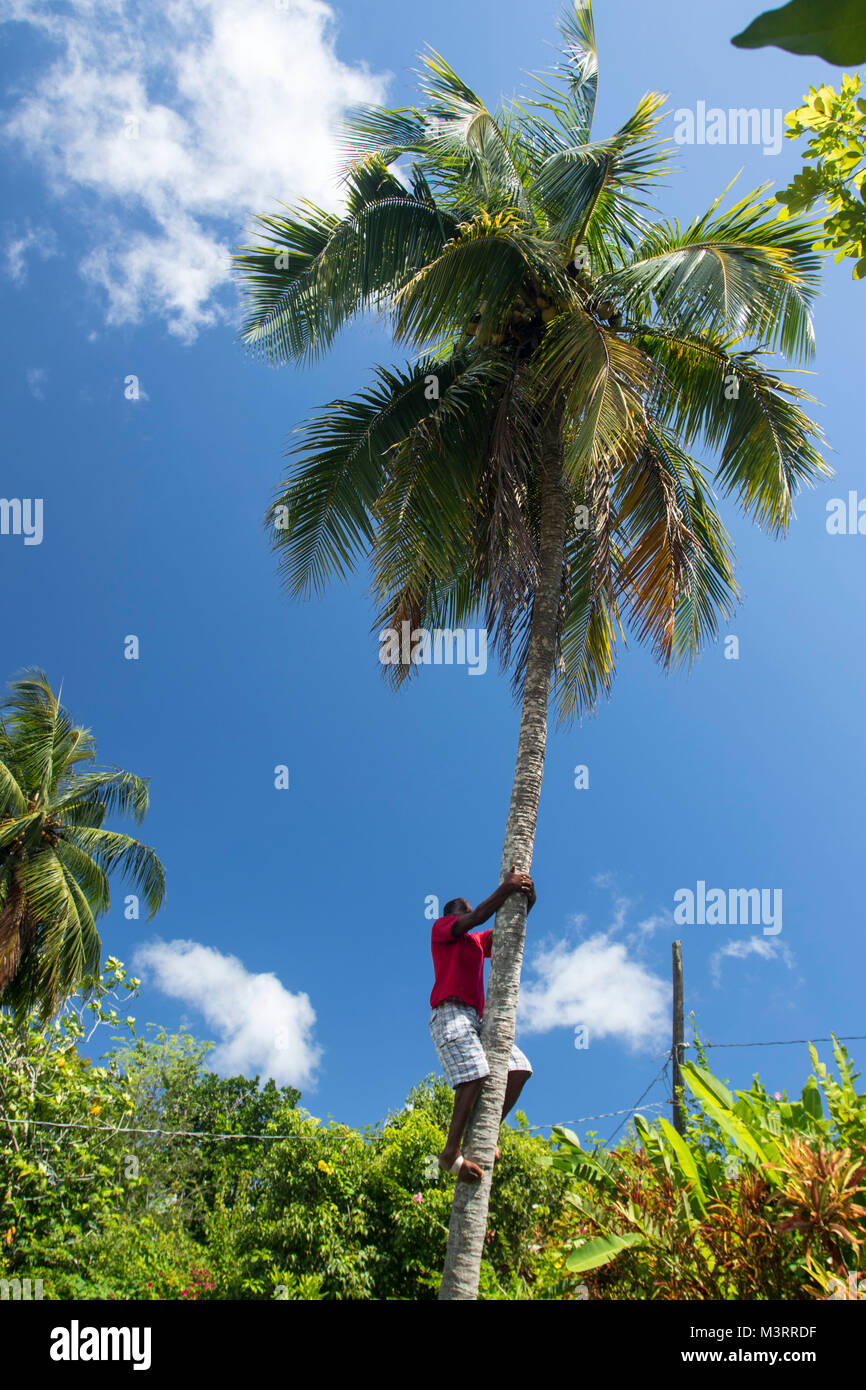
[777,73,866,278]
[549,1036,866,1299]
[0,671,165,1021]
[733,0,866,66]
[4,964,863,1300]
[0,963,569,1301]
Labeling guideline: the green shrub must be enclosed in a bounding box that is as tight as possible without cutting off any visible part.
[548,1037,866,1300]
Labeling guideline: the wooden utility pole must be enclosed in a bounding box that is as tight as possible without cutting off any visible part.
[672,940,685,1135]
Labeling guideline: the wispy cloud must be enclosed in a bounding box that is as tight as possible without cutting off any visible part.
[3,223,59,284]
[25,366,47,400]
[2,0,387,339]
[133,938,322,1090]
[710,935,795,986]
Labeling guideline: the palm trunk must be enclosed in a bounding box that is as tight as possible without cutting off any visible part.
[438,438,567,1301]
[0,875,26,996]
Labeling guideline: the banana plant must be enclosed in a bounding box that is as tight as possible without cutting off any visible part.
[551,1045,864,1276]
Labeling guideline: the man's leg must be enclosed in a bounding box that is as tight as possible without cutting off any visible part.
[490,1067,532,1160]
[501,1068,531,1123]
[439,1078,484,1182]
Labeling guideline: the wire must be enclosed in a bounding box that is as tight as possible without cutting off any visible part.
[693,1033,866,1050]
[0,1116,322,1141]
[605,1054,673,1147]
[528,1099,668,1132]
[3,1036,862,1146]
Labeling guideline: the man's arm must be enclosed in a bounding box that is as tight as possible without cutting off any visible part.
[451,866,536,938]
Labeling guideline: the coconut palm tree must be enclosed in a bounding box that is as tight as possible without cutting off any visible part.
[0,670,165,1022]
[233,1,829,1299]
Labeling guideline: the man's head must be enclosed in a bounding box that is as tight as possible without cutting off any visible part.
[443,897,470,918]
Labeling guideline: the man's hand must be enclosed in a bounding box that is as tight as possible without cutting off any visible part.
[449,867,537,935]
[504,864,536,910]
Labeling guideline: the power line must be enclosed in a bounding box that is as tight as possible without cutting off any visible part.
[692,1033,866,1050]
[3,1035,862,1147]
[0,1115,323,1142]
[528,1099,668,1132]
[605,1055,672,1147]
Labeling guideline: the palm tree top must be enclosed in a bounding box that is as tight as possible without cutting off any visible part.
[0,670,165,1021]
[233,0,830,721]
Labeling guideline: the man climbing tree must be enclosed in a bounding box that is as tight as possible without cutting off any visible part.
[429,868,536,1182]
[235,0,828,1301]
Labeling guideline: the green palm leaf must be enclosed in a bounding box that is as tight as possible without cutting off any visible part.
[0,672,165,1019]
[234,0,829,725]
[635,326,829,532]
[603,187,822,359]
[67,828,164,919]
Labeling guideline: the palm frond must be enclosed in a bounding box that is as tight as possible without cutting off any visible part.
[0,670,94,801]
[634,326,830,532]
[270,358,483,599]
[614,426,739,665]
[235,175,455,364]
[66,828,165,919]
[341,104,429,166]
[603,187,822,360]
[536,309,657,475]
[554,521,620,719]
[521,1,600,148]
[55,768,151,824]
[0,757,25,816]
[55,838,111,916]
[530,91,669,256]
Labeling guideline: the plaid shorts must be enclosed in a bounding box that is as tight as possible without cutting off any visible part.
[429,999,532,1089]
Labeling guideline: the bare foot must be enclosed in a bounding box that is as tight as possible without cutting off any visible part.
[439,1149,483,1182]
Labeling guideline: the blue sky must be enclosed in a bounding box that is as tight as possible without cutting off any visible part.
[1,0,863,1141]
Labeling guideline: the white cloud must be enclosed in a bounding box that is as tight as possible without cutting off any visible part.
[518,921,669,1052]
[25,366,47,399]
[2,0,387,338]
[710,935,794,986]
[3,223,59,283]
[133,938,322,1089]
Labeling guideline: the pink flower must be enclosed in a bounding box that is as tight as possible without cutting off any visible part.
[412,1193,423,1203]
[774,1091,782,1100]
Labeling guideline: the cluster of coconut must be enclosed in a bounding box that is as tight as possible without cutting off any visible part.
[465,285,564,349]
[466,268,622,349]
[568,262,623,329]
[40,817,62,847]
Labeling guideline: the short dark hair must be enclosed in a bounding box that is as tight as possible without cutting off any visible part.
[443,897,469,917]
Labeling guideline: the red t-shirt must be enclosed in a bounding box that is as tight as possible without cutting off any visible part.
[430,916,493,1014]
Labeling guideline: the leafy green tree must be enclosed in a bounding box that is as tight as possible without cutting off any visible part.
[0,959,141,1289]
[733,0,866,65]
[233,0,829,1299]
[208,1074,567,1300]
[777,73,866,276]
[112,1025,302,1235]
[0,965,573,1301]
[0,670,165,1020]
